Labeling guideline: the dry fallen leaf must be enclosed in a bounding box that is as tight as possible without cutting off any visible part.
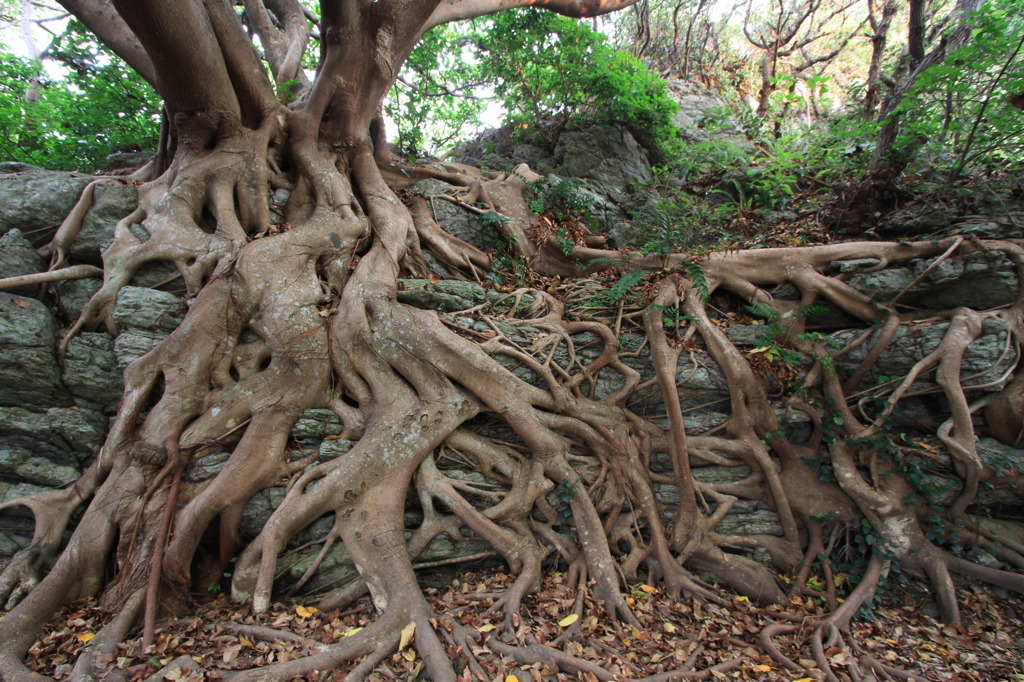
[295,605,318,618]
[75,633,94,644]
[399,621,416,651]
[638,584,657,594]
[558,613,579,627]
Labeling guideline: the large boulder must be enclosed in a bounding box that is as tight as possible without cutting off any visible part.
[0,228,46,296]
[0,292,71,408]
[69,179,139,265]
[111,286,188,369]
[551,126,652,203]
[0,170,92,243]
[842,250,1019,310]
[667,81,753,153]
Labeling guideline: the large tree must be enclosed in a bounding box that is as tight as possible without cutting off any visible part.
[1,0,1023,680]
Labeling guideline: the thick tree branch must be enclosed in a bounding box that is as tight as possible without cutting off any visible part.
[110,0,241,118]
[426,0,638,33]
[56,0,156,85]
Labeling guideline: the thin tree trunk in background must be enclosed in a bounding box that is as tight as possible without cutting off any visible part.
[680,0,707,78]
[908,0,926,66]
[867,0,981,175]
[862,0,897,120]
[19,0,42,136]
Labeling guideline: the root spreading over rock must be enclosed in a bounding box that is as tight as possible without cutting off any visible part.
[1,0,1023,679]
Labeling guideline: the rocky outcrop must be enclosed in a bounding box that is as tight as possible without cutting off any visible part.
[0,169,92,243]
[667,80,752,153]
[2,125,1022,590]
[0,293,72,409]
[69,179,139,265]
[0,230,46,296]
[550,127,652,203]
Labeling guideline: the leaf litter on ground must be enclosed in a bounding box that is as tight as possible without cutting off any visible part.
[21,570,1024,681]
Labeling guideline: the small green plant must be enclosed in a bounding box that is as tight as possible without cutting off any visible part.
[810,511,838,524]
[553,465,581,525]
[546,177,592,216]
[745,302,832,366]
[479,210,510,231]
[554,227,575,256]
[275,78,300,103]
[649,303,694,329]
[589,270,645,308]
[682,263,710,302]
[483,219,528,287]
[629,171,729,255]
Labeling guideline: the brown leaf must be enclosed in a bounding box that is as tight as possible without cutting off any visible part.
[398,621,416,651]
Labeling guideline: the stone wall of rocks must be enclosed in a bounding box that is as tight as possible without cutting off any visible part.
[2,138,1023,592]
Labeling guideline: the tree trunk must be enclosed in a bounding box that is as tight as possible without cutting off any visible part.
[862,0,897,120]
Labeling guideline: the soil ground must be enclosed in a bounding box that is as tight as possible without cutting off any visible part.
[21,566,1024,681]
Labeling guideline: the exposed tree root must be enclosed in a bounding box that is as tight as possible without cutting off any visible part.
[2,2,1023,677]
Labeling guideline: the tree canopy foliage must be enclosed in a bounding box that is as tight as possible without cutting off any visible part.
[388,8,680,157]
[0,18,160,170]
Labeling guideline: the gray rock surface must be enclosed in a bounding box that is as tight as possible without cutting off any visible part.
[667,80,752,153]
[845,251,1019,309]
[113,328,169,370]
[104,152,154,172]
[0,162,43,174]
[0,292,71,408]
[878,204,958,236]
[69,179,138,264]
[0,229,46,296]
[552,127,652,203]
[54,277,102,324]
[293,409,344,439]
[112,286,187,333]
[833,317,1014,391]
[0,170,92,243]
[0,406,105,486]
[108,287,188,369]
[62,332,124,412]
[405,180,491,251]
[398,279,488,312]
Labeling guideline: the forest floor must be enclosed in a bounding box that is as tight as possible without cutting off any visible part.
[21,566,1024,681]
